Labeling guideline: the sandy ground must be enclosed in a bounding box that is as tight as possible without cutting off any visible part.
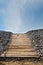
[0,60,43,65]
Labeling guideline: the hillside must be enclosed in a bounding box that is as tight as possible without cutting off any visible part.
[0,29,43,65]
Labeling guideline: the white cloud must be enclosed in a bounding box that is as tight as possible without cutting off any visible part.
[4,0,24,33]
[4,0,43,33]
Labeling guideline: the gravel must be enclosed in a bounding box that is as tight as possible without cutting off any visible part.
[26,29,43,59]
[0,31,12,55]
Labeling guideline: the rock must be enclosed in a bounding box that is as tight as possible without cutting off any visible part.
[0,31,12,55]
[26,29,43,59]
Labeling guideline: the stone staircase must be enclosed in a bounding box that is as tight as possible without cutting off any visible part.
[1,34,38,57]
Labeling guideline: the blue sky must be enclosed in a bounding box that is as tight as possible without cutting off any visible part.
[0,0,43,33]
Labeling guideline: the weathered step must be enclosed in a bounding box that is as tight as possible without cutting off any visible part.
[9,43,32,45]
[11,34,32,45]
[7,48,35,52]
[8,45,33,49]
[5,51,38,57]
[11,39,32,45]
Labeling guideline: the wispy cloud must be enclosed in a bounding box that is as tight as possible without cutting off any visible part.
[0,0,43,33]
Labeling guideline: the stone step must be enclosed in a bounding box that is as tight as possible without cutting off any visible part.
[5,51,38,57]
[7,48,35,52]
[8,45,33,49]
